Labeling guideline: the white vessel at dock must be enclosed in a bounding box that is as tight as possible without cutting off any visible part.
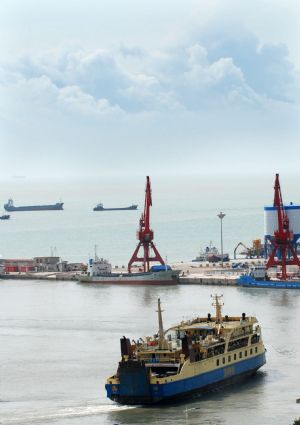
[78,256,180,285]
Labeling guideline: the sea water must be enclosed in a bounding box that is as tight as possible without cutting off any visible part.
[0,176,300,425]
[0,280,300,425]
[0,175,273,265]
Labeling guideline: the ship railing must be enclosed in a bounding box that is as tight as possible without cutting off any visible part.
[139,356,180,364]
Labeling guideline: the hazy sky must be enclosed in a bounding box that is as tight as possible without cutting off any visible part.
[0,0,299,179]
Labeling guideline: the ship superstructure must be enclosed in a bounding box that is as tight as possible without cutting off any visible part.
[106,295,266,404]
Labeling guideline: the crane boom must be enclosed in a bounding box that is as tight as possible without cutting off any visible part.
[128,176,165,273]
[266,174,300,279]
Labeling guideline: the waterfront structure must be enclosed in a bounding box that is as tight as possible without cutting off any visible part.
[0,258,35,273]
[106,295,266,404]
[34,256,60,272]
[264,204,300,257]
[265,174,300,279]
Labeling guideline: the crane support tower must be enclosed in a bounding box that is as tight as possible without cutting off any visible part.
[128,176,165,273]
[266,174,300,279]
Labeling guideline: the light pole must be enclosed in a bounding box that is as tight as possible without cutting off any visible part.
[217,211,226,268]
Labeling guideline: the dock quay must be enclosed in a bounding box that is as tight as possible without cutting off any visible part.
[0,260,267,284]
[0,272,78,281]
[179,274,238,285]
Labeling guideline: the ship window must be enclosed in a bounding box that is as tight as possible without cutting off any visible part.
[228,336,249,352]
[245,350,247,357]
[216,359,219,366]
[239,352,242,359]
[228,355,231,362]
[234,354,237,361]
[251,334,260,344]
[255,347,258,353]
[222,357,225,364]
[250,348,253,355]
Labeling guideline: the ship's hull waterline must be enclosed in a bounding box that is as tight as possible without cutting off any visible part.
[237,275,300,289]
[78,269,180,285]
[106,352,266,405]
[4,203,64,212]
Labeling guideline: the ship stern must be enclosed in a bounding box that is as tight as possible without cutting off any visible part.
[106,359,153,405]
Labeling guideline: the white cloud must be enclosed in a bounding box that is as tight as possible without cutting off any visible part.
[0,2,299,178]
[2,27,297,118]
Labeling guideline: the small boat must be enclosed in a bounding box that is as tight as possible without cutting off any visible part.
[237,265,300,289]
[4,199,63,212]
[93,202,138,211]
[78,257,180,285]
[106,295,266,404]
[0,214,10,220]
[192,242,230,263]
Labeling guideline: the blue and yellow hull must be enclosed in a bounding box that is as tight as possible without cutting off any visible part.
[106,352,266,405]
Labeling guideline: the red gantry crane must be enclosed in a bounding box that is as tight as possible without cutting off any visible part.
[128,176,165,273]
[266,173,300,279]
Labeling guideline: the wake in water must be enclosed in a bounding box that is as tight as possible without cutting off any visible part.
[3,403,137,424]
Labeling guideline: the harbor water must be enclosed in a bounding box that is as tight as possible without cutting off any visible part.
[0,279,300,425]
[0,176,300,424]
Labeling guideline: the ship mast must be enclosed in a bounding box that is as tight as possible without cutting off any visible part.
[157,298,167,349]
[211,294,224,324]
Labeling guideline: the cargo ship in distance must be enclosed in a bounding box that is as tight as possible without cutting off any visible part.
[106,295,266,404]
[93,202,138,211]
[4,199,64,212]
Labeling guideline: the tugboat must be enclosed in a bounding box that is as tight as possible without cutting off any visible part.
[4,199,63,211]
[93,203,138,211]
[106,295,266,404]
[0,214,10,220]
[237,265,300,289]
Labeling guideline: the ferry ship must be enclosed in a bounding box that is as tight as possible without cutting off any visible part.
[78,257,180,285]
[93,203,138,211]
[4,199,63,212]
[106,295,266,404]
